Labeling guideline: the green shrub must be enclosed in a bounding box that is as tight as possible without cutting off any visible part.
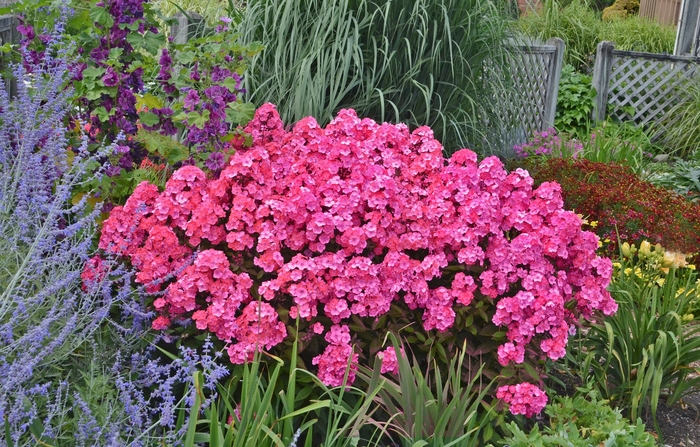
[357,335,499,447]
[645,158,700,202]
[602,0,640,21]
[514,121,650,173]
[150,0,230,25]
[236,0,516,155]
[500,389,656,447]
[554,64,595,134]
[599,15,676,53]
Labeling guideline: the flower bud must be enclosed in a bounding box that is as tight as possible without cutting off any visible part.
[639,241,652,258]
[621,242,632,258]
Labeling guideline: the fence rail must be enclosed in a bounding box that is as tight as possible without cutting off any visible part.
[592,41,700,140]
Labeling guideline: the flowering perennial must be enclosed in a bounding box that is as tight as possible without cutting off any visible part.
[91,103,615,391]
[496,383,549,417]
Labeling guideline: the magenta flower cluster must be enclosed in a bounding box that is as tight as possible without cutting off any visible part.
[88,103,615,390]
[496,383,549,417]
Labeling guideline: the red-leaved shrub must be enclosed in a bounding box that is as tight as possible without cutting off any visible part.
[526,158,700,260]
[87,104,615,414]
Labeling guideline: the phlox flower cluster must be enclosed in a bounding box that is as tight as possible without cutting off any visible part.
[91,103,615,388]
[496,382,548,417]
[514,128,583,158]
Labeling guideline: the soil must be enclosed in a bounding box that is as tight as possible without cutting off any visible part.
[646,392,700,447]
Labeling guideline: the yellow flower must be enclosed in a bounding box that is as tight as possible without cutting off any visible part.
[661,251,688,269]
[639,241,652,257]
[621,242,632,258]
[590,221,598,228]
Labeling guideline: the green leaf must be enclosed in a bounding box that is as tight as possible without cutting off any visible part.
[85,89,105,101]
[177,50,196,65]
[89,6,114,28]
[135,129,190,165]
[136,93,164,110]
[221,77,241,92]
[225,101,256,126]
[126,32,143,48]
[138,111,160,127]
[142,31,166,55]
[185,110,210,129]
[82,66,106,79]
[108,48,124,59]
[93,106,114,122]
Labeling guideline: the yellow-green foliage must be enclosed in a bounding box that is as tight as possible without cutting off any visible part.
[602,0,640,21]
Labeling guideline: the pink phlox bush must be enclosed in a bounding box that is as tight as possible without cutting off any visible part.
[90,103,616,390]
[496,382,549,417]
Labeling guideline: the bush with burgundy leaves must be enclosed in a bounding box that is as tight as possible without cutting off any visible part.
[86,104,616,416]
[525,158,700,261]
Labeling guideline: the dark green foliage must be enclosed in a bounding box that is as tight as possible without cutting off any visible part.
[554,64,595,135]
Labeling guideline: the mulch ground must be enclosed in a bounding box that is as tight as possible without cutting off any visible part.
[648,392,700,447]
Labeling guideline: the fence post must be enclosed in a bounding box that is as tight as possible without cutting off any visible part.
[544,37,565,129]
[170,11,205,45]
[0,12,18,97]
[591,41,615,124]
[674,0,700,55]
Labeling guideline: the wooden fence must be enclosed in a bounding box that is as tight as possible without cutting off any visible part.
[592,41,700,139]
[488,37,565,150]
[641,0,683,25]
[0,13,17,96]
[506,38,565,141]
[675,0,700,56]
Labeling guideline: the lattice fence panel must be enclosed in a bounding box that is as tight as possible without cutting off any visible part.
[506,47,556,138]
[480,41,562,151]
[607,52,700,140]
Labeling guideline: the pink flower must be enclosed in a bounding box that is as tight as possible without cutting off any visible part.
[378,346,399,375]
[152,315,171,331]
[100,103,615,386]
[496,383,548,417]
